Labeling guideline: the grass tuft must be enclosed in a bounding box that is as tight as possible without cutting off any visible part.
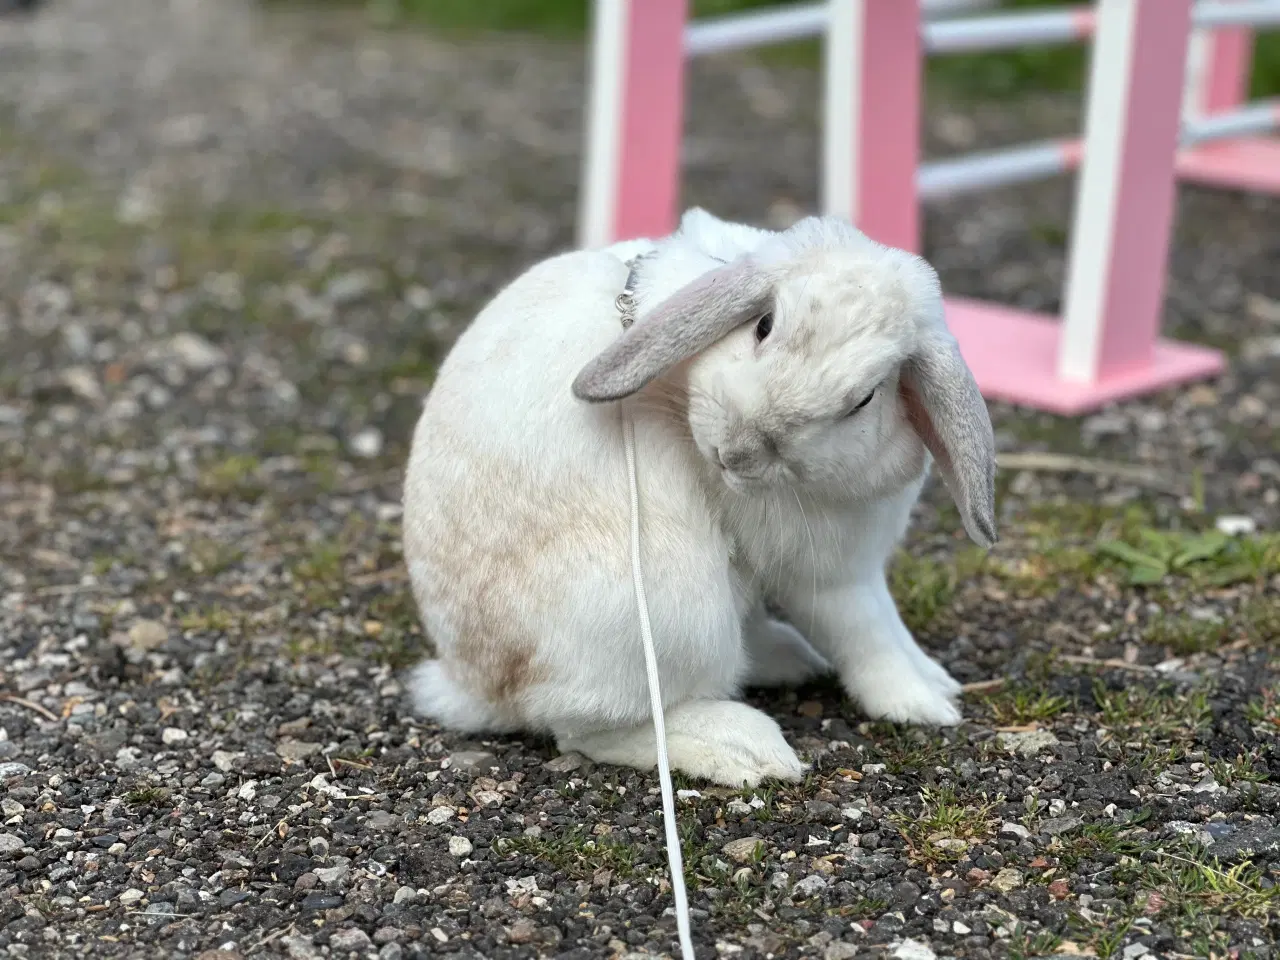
[1144,852,1280,922]
[890,785,999,867]
[1092,680,1212,748]
[123,786,171,807]
[199,454,265,502]
[505,826,640,880]
[982,686,1073,726]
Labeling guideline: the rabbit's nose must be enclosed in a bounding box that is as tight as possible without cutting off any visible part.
[717,446,754,472]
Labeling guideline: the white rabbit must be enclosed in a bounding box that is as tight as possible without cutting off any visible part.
[401,208,996,787]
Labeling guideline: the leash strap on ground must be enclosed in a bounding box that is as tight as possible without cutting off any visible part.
[616,253,696,960]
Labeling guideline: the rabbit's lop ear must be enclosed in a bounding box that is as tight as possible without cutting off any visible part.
[901,330,998,548]
[572,260,773,403]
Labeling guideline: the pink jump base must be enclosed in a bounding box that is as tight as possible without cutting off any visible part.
[944,297,1226,416]
[1176,136,1280,195]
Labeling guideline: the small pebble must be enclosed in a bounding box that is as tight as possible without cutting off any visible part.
[348,427,383,459]
[991,868,1024,893]
[301,892,344,911]
[1215,514,1256,536]
[722,837,764,863]
[447,751,496,773]
[329,928,373,952]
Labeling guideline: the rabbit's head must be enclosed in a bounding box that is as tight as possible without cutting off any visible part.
[573,216,997,548]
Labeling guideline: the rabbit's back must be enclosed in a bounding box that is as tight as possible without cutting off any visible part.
[402,250,747,735]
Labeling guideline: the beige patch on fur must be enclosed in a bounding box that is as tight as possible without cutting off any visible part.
[405,425,631,716]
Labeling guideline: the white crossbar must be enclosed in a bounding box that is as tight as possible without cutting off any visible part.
[918,140,1074,199]
[918,98,1280,200]
[580,0,1244,416]
[1195,0,1280,28]
[687,1,1280,61]
[924,8,1092,54]
[684,0,993,57]
[684,2,826,56]
[1182,96,1280,142]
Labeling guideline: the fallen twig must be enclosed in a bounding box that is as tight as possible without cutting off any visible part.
[332,757,374,771]
[998,452,1176,491]
[1,695,59,722]
[1058,655,1156,674]
[34,583,112,597]
[347,568,408,587]
[961,678,1006,694]
[249,923,297,952]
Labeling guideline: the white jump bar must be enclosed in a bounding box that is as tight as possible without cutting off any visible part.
[924,8,1093,55]
[684,2,826,56]
[684,0,994,57]
[919,140,1073,201]
[687,0,1280,60]
[1182,97,1280,143]
[1195,0,1280,28]
[920,98,1280,200]
[925,1,1280,56]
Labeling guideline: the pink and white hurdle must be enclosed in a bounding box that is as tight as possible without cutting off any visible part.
[578,0,1280,415]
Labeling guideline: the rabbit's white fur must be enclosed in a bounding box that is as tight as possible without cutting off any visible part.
[402,209,996,787]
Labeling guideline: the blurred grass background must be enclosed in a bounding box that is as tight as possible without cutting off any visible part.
[286,0,1280,101]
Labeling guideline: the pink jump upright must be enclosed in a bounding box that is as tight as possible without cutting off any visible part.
[1179,0,1280,194]
[823,0,923,253]
[579,0,1235,416]
[578,0,688,248]
[949,0,1225,413]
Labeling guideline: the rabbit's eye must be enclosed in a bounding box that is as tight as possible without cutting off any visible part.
[844,389,875,418]
[754,313,773,342]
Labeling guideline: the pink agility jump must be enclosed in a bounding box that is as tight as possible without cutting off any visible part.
[579,0,1280,415]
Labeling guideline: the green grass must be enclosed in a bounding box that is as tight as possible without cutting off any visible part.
[1053,815,1151,871]
[123,786,171,807]
[291,541,346,608]
[1092,680,1213,753]
[1245,683,1280,732]
[1144,852,1280,922]
[982,686,1072,726]
[1211,750,1270,786]
[505,826,641,879]
[1143,595,1280,655]
[859,723,952,774]
[279,0,801,35]
[889,553,960,634]
[1095,527,1280,588]
[185,538,247,577]
[279,0,1280,101]
[199,454,266,502]
[179,606,242,633]
[1007,926,1066,960]
[1094,679,1211,732]
[889,784,1000,867]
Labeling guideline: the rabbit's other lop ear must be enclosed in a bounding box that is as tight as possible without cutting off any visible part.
[900,329,999,548]
[572,260,774,403]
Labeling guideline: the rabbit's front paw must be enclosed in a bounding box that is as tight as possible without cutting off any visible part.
[843,654,961,727]
[905,645,963,698]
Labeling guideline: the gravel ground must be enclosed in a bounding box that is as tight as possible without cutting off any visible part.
[1,2,1279,959]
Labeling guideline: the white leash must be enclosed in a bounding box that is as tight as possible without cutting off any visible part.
[616,257,697,960]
